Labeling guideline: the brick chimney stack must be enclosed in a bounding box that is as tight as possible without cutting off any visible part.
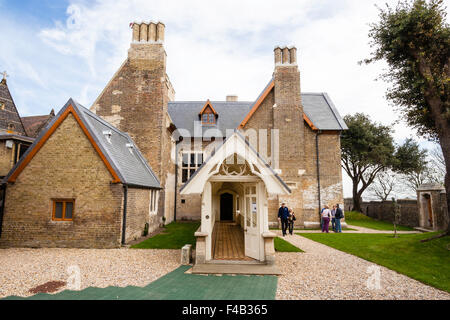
[274,46,297,66]
[226,95,238,102]
[272,44,304,222]
[131,21,165,43]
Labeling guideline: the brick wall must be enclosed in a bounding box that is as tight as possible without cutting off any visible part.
[344,198,419,227]
[0,114,124,248]
[0,141,12,177]
[125,187,159,242]
[242,71,344,225]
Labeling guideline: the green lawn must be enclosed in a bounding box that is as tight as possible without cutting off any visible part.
[297,232,450,292]
[345,211,414,231]
[131,221,200,249]
[274,237,303,252]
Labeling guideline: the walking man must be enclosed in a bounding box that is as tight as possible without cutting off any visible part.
[278,202,290,236]
[335,204,344,233]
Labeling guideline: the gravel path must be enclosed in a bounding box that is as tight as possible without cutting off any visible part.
[0,248,180,298]
[275,232,449,300]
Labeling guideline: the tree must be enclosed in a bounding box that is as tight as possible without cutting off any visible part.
[341,113,396,212]
[342,116,427,211]
[368,171,403,200]
[402,165,439,191]
[363,0,450,234]
[430,144,446,183]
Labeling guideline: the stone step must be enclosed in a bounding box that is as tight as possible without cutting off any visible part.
[414,227,433,233]
[191,263,281,275]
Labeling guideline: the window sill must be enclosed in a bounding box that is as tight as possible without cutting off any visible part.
[49,220,74,224]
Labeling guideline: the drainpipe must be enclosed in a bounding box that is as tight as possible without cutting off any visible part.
[121,185,128,245]
[174,137,183,222]
[0,183,6,238]
[316,130,322,226]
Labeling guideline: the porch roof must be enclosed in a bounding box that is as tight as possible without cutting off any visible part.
[180,130,291,195]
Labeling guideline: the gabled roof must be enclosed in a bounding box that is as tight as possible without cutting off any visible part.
[0,80,27,136]
[238,79,274,128]
[21,110,55,138]
[180,130,291,195]
[198,100,218,115]
[301,93,348,131]
[5,98,161,189]
[168,101,253,138]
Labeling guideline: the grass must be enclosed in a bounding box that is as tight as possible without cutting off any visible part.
[270,227,356,231]
[274,237,303,252]
[297,232,450,292]
[131,221,200,249]
[345,211,415,231]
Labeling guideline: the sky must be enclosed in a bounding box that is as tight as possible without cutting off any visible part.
[0,0,448,199]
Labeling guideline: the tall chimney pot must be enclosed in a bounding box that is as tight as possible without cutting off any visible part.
[132,23,140,42]
[148,22,157,42]
[156,22,165,43]
[274,47,282,65]
[282,47,289,64]
[139,23,148,42]
[289,47,297,64]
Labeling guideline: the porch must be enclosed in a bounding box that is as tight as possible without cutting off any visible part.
[180,132,291,273]
[192,221,281,275]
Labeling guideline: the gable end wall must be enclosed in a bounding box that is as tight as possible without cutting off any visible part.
[0,114,124,248]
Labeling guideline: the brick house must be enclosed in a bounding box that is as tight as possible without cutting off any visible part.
[89,22,347,263]
[0,99,161,248]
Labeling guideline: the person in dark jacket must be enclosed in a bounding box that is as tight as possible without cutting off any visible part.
[287,209,296,235]
[278,203,290,236]
[335,204,344,233]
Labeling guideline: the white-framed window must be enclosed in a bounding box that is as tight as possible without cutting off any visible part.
[150,189,159,214]
[181,152,203,183]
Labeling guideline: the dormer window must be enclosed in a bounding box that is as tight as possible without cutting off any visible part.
[202,113,215,125]
[199,100,217,126]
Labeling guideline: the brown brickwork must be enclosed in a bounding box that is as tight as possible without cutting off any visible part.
[125,187,159,242]
[239,49,344,226]
[0,141,13,177]
[91,28,175,224]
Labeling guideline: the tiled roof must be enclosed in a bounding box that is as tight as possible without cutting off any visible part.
[21,114,54,138]
[5,99,161,189]
[167,90,347,136]
[0,81,27,135]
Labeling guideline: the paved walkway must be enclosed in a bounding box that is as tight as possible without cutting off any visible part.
[4,265,278,300]
[286,225,420,234]
[274,231,449,300]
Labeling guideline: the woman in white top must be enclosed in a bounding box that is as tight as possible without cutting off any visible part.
[321,205,332,233]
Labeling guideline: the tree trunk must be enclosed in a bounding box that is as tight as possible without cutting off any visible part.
[428,97,450,235]
[352,181,362,212]
[444,164,450,234]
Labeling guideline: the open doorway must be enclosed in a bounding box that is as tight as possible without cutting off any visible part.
[220,193,233,221]
[423,194,434,228]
